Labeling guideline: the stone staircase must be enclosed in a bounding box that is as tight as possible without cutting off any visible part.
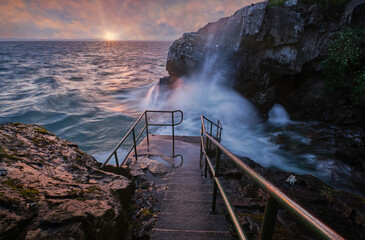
[151,156,232,239]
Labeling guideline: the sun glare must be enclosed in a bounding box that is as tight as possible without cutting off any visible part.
[104,31,117,41]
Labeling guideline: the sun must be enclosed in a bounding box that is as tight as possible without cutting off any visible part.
[104,31,117,41]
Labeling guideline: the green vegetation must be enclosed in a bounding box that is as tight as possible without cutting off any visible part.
[85,185,102,194]
[34,127,49,135]
[0,145,5,160]
[139,208,153,219]
[320,186,337,201]
[267,0,287,7]
[0,145,18,161]
[1,179,39,201]
[322,27,365,104]
[67,186,103,198]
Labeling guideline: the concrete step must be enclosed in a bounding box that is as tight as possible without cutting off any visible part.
[153,212,228,232]
[174,169,202,174]
[151,229,232,240]
[169,173,204,179]
[164,191,213,202]
[160,199,223,215]
[169,177,212,185]
[167,183,212,192]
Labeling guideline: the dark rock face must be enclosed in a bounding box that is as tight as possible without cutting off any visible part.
[166,0,365,124]
[0,123,133,240]
[217,154,365,240]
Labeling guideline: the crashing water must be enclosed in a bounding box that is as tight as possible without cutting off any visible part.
[143,50,358,194]
[0,41,359,195]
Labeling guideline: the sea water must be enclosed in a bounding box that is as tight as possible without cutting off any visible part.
[0,41,360,195]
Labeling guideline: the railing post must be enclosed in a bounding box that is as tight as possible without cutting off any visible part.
[204,133,208,178]
[209,122,213,149]
[259,196,279,240]
[145,112,149,148]
[205,133,209,152]
[172,112,175,156]
[216,120,220,140]
[200,128,203,167]
[114,152,119,168]
[211,146,221,213]
[132,128,138,161]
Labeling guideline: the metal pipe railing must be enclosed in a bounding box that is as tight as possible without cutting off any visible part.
[200,115,344,240]
[100,110,183,169]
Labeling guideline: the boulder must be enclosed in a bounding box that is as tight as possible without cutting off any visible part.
[0,123,133,240]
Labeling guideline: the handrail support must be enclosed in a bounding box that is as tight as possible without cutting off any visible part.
[132,128,138,161]
[211,146,221,213]
[172,112,175,156]
[145,112,150,149]
[259,196,279,240]
[114,152,119,168]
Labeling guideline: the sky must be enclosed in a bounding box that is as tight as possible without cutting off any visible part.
[0,0,261,41]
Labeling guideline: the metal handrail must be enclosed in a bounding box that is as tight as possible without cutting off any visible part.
[100,110,183,169]
[200,115,344,240]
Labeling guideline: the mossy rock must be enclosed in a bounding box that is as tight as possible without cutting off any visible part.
[1,178,39,201]
[34,127,49,135]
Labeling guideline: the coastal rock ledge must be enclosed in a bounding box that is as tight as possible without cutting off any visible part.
[0,123,133,240]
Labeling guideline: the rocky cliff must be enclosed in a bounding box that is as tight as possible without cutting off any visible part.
[166,0,365,124]
[0,123,133,240]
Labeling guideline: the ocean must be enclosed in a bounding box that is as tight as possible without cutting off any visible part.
[0,41,170,160]
[0,41,360,195]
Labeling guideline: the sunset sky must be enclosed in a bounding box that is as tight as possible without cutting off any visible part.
[0,0,260,41]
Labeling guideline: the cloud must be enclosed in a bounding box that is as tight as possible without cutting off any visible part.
[0,0,261,40]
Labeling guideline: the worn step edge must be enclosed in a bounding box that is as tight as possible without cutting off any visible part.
[153,212,229,232]
[152,228,231,234]
[160,199,222,214]
[167,183,213,192]
[151,229,232,240]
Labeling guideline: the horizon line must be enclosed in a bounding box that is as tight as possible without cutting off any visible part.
[0,38,173,42]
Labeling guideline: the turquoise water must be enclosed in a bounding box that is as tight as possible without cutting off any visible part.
[0,41,361,195]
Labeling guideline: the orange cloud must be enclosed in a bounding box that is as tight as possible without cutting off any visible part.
[0,0,261,40]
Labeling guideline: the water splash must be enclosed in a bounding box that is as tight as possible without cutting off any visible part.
[268,104,290,126]
[142,49,347,190]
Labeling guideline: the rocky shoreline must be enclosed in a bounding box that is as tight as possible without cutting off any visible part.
[0,123,134,240]
[0,122,364,239]
[215,153,365,239]
[0,122,175,239]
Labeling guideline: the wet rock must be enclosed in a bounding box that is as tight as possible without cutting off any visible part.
[166,0,365,124]
[0,123,133,240]
[126,155,171,239]
[147,160,168,175]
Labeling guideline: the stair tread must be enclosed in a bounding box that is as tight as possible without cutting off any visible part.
[153,212,229,232]
[151,229,232,240]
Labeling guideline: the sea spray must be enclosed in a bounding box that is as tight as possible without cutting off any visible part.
[142,47,342,186]
[268,104,290,126]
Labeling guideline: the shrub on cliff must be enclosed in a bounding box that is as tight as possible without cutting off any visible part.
[322,27,365,104]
